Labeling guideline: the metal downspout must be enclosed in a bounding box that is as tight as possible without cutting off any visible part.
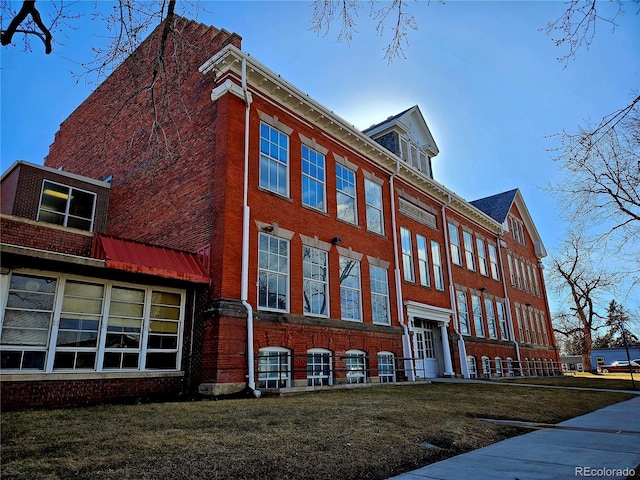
[389,161,415,381]
[441,196,469,378]
[240,58,259,396]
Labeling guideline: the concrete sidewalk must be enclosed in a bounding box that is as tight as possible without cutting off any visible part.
[389,396,640,480]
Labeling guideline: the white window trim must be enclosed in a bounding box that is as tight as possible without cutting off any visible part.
[0,270,185,374]
[257,231,290,313]
[307,348,333,386]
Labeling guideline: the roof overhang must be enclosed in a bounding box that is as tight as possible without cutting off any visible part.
[91,234,210,284]
[199,45,502,235]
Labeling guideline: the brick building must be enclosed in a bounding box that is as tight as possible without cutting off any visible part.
[0,17,559,408]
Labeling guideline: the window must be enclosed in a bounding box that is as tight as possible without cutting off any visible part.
[339,257,361,321]
[431,241,445,290]
[400,227,415,282]
[258,233,289,312]
[257,347,290,389]
[336,164,357,224]
[507,253,516,286]
[515,305,524,341]
[365,179,383,234]
[259,122,289,196]
[377,352,396,383]
[507,357,515,377]
[303,247,328,316]
[521,260,529,292]
[471,294,485,337]
[466,355,477,378]
[524,309,532,343]
[541,312,549,346]
[595,356,605,367]
[488,244,499,281]
[529,309,537,344]
[307,349,332,386]
[345,350,366,384]
[497,302,509,340]
[485,298,497,339]
[456,291,470,335]
[463,231,476,271]
[0,272,184,373]
[301,145,326,211]
[527,264,535,295]
[477,238,488,276]
[495,357,504,377]
[533,267,541,296]
[1,273,57,370]
[55,280,104,370]
[481,356,491,378]
[38,181,96,231]
[448,223,462,266]
[416,235,430,287]
[370,265,390,325]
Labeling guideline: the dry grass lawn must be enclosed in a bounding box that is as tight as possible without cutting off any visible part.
[495,372,640,391]
[1,383,633,480]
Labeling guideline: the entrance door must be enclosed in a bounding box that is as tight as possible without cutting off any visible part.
[414,326,439,378]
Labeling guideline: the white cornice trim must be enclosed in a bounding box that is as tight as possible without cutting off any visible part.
[200,45,502,234]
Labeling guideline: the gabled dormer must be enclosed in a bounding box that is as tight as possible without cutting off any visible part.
[363,105,439,180]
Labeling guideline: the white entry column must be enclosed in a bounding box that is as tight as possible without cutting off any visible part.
[439,321,454,376]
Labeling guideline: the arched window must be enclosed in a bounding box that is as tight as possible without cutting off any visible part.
[481,356,491,378]
[307,348,332,386]
[495,357,503,377]
[506,357,514,377]
[377,351,396,383]
[466,355,477,379]
[257,347,291,389]
[345,350,366,384]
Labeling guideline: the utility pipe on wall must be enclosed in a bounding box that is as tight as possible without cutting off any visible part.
[239,58,259,396]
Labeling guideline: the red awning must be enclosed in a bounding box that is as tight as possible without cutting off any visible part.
[92,234,210,284]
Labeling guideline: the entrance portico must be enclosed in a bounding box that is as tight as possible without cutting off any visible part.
[405,301,455,378]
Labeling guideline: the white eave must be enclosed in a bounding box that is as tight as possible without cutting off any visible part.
[199,45,502,234]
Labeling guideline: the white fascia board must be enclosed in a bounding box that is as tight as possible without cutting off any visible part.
[1,160,111,188]
[199,45,502,234]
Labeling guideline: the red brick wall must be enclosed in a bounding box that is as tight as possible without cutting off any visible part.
[44,18,241,257]
[0,375,183,410]
[1,216,93,256]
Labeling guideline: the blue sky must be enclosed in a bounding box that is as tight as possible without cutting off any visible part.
[1,1,639,313]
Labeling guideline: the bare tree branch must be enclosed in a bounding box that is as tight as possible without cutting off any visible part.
[1,0,52,52]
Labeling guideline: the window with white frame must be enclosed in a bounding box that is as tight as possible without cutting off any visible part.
[364,179,384,234]
[541,312,549,345]
[400,227,415,282]
[515,305,524,341]
[507,253,516,286]
[471,294,485,337]
[497,301,509,340]
[258,233,289,312]
[257,347,291,389]
[370,265,390,325]
[507,357,515,377]
[0,272,184,373]
[533,267,541,296]
[38,180,96,231]
[336,164,357,224]
[488,244,500,281]
[477,238,488,276]
[466,355,477,378]
[495,357,504,377]
[339,256,361,321]
[481,356,491,378]
[528,309,537,344]
[259,122,289,196]
[521,260,529,292]
[527,264,535,295]
[485,298,497,339]
[302,246,328,317]
[431,241,445,291]
[307,348,332,386]
[524,309,532,343]
[377,352,395,383]
[345,350,366,384]
[448,223,462,266]
[463,231,476,271]
[416,235,430,287]
[301,145,326,211]
[456,291,470,335]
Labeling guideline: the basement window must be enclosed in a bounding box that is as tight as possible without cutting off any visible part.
[38,180,96,231]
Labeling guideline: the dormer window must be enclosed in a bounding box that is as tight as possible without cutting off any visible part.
[400,136,432,178]
[38,180,96,231]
